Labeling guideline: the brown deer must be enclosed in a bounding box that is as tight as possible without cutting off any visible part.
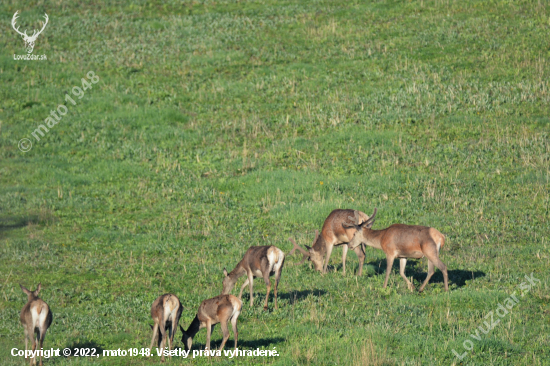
[288,209,373,275]
[222,246,285,310]
[179,294,241,351]
[19,284,52,366]
[149,294,183,362]
[345,208,449,292]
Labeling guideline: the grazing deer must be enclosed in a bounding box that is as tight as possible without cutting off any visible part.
[288,209,373,275]
[222,246,285,310]
[179,294,241,351]
[149,294,183,362]
[19,284,52,366]
[345,208,449,292]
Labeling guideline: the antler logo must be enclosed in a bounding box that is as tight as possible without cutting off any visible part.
[11,11,49,54]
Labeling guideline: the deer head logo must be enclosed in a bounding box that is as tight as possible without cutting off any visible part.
[11,11,49,54]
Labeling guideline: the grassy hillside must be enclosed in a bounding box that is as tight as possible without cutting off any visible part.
[1,0,549,365]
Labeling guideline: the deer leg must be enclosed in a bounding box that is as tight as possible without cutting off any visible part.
[419,259,435,292]
[424,246,449,291]
[433,258,449,291]
[205,319,212,351]
[383,256,395,288]
[24,327,29,358]
[167,322,172,359]
[238,278,249,300]
[248,273,255,307]
[263,277,271,311]
[261,259,272,310]
[158,321,167,362]
[219,314,230,351]
[38,328,46,366]
[231,312,239,349]
[323,243,334,274]
[341,244,349,276]
[353,245,366,276]
[149,323,159,353]
[31,329,37,366]
[399,258,415,291]
[170,319,177,355]
[273,267,282,310]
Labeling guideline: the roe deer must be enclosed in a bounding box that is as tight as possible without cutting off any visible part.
[19,284,52,366]
[222,246,285,310]
[345,208,449,292]
[149,294,183,361]
[179,294,241,351]
[288,209,374,275]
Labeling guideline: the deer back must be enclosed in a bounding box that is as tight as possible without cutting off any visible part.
[151,294,181,324]
[240,246,283,272]
[381,224,444,252]
[320,209,370,247]
[19,285,51,329]
[198,295,241,324]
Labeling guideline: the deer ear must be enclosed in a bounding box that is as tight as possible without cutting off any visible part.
[305,245,312,251]
[35,283,42,294]
[20,284,31,296]
[223,268,228,277]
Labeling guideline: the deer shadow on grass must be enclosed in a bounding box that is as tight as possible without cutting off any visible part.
[0,215,38,238]
[279,289,327,303]
[184,336,285,351]
[62,340,104,357]
[364,259,485,289]
[237,289,327,307]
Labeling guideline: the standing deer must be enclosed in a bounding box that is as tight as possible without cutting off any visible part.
[179,294,241,351]
[11,11,49,54]
[222,246,285,310]
[345,208,449,292]
[288,209,373,275]
[19,284,52,366]
[149,294,183,362]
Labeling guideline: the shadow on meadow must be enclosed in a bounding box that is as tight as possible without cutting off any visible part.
[364,259,485,288]
[62,340,104,357]
[184,337,285,351]
[279,289,327,303]
[238,289,327,306]
[0,215,37,238]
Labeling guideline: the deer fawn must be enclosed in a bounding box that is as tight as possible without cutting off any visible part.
[222,246,285,310]
[19,284,52,366]
[345,208,449,292]
[288,209,372,275]
[149,294,183,361]
[179,294,241,351]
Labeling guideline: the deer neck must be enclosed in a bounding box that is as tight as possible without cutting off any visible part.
[185,315,201,339]
[312,234,327,254]
[229,263,247,280]
[362,229,384,250]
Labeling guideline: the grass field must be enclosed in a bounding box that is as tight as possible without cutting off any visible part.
[1,0,549,365]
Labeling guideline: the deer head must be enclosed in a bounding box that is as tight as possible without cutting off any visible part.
[288,230,324,271]
[12,11,49,54]
[221,267,236,295]
[20,283,41,300]
[343,208,377,250]
[179,325,193,350]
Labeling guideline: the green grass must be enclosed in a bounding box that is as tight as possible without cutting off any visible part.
[1,0,549,365]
